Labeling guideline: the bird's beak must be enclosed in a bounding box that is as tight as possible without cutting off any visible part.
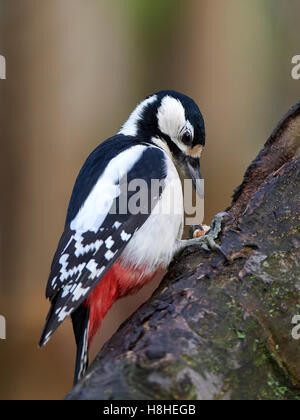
[184,156,203,197]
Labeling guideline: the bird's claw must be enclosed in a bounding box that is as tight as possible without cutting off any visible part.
[182,212,230,260]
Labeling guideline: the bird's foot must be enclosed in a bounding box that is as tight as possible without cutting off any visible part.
[177,212,230,259]
[188,223,210,239]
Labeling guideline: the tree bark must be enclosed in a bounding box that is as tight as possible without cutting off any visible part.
[66,103,300,400]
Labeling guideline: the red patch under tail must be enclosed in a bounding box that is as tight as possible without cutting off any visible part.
[84,261,163,345]
[84,267,119,346]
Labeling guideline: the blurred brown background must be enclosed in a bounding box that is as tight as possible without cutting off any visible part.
[0,0,299,400]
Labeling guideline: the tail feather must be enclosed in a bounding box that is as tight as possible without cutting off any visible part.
[71,304,90,385]
[39,295,59,347]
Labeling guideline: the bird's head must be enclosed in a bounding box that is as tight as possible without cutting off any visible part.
[119,90,205,195]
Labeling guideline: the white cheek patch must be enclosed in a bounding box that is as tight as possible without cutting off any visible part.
[157,96,195,154]
[157,96,186,142]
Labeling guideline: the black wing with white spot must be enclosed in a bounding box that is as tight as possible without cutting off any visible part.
[39,143,167,346]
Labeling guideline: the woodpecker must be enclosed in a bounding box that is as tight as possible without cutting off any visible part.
[39,90,226,384]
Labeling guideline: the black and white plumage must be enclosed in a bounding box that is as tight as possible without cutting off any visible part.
[40,90,212,385]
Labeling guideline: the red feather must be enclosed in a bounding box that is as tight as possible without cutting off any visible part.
[84,260,163,345]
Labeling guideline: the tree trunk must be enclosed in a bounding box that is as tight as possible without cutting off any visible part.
[66,102,300,400]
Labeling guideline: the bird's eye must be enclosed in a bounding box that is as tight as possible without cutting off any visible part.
[181,131,193,146]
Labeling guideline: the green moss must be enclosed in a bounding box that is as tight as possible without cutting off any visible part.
[237,331,246,340]
[266,373,290,399]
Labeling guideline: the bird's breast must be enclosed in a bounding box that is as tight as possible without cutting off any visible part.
[121,156,184,274]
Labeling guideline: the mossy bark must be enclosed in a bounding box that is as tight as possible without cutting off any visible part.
[66,103,300,400]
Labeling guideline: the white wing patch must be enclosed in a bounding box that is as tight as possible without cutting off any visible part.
[56,306,73,322]
[70,145,147,233]
[104,249,116,261]
[120,230,132,241]
[61,283,77,298]
[105,236,114,249]
[86,259,105,279]
[113,221,121,229]
[74,232,103,257]
[59,254,86,282]
[71,283,91,302]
